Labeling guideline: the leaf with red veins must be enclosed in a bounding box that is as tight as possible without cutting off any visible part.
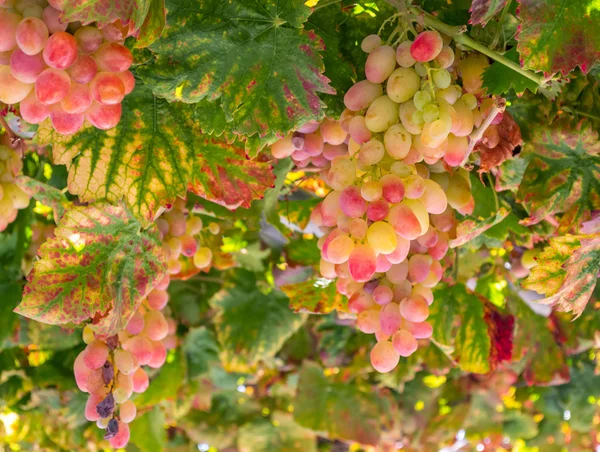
[14,203,166,337]
[476,112,523,174]
[16,176,70,224]
[450,207,510,248]
[469,0,508,26]
[516,0,600,76]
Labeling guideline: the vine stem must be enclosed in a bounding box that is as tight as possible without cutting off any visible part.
[467,104,501,154]
[405,6,546,88]
[487,172,500,212]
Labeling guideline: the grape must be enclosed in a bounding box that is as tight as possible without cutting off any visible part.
[126,311,145,335]
[66,53,97,84]
[399,100,423,134]
[366,199,389,222]
[408,254,432,283]
[387,202,421,240]
[61,83,92,114]
[435,45,455,68]
[115,372,134,399]
[373,285,393,305]
[85,101,122,130]
[458,53,489,94]
[74,351,92,392]
[83,341,109,370]
[339,185,366,218]
[0,65,33,104]
[432,68,451,89]
[380,174,405,203]
[144,310,168,341]
[443,134,469,167]
[321,228,344,259]
[349,218,368,240]
[96,392,115,418]
[323,143,348,160]
[446,173,472,209]
[348,244,377,282]
[122,335,153,365]
[343,79,383,112]
[410,30,443,62]
[41,5,67,34]
[413,90,433,111]
[358,139,385,167]
[348,115,371,144]
[50,108,84,135]
[108,421,130,449]
[422,103,440,123]
[148,340,167,368]
[147,288,169,310]
[10,49,45,83]
[365,45,396,83]
[132,367,149,393]
[450,99,474,137]
[395,41,415,67]
[412,284,434,305]
[74,26,102,53]
[380,302,402,335]
[320,117,347,145]
[404,175,425,199]
[386,261,408,284]
[436,85,461,105]
[386,67,420,103]
[35,68,70,104]
[327,235,355,264]
[356,308,381,333]
[461,93,478,110]
[365,95,399,133]
[179,234,198,257]
[399,295,429,322]
[404,199,429,234]
[43,31,77,69]
[100,22,128,42]
[116,70,135,94]
[15,16,48,55]
[404,321,433,339]
[82,325,95,344]
[0,12,20,52]
[361,34,381,53]
[120,400,137,424]
[382,123,411,160]
[113,349,137,375]
[417,225,438,248]
[90,72,125,105]
[367,221,397,255]
[392,329,418,357]
[85,393,103,421]
[19,91,48,123]
[370,340,400,373]
[386,236,410,264]
[348,291,375,313]
[327,157,356,191]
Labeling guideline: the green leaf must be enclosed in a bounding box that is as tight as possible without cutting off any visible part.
[134,0,166,48]
[469,0,508,25]
[523,234,600,317]
[138,0,334,140]
[517,0,600,76]
[516,121,600,231]
[430,285,461,348]
[294,361,382,446]
[450,207,510,248]
[183,327,219,379]
[278,197,321,231]
[0,281,21,348]
[14,203,166,337]
[281,277,347,314]
[482,47,539,95]
[495,155,530,192]
[210,271,306,372]
[16,176,69,224]
[237,413,317,452]
[135,350,186,407]
[39,82,275,226]
[128,406,166,452]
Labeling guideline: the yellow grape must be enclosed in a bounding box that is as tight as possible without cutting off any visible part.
[387,67,420,103]
[365,95,399,133]
[367,221,397,255]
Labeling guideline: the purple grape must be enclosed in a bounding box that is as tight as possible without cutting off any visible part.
[96,392,115,418]
[106,335,119,350]
[102,361,114,384]
[104,418,119,439]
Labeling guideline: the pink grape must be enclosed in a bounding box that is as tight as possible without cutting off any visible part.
[349,116,371,144]
[74,25,102,53]
[116,70,135,94]
[404,175,425,199]
[10,49,45,83]
[144,310,169,341]
[147,340,167,368]
[380,302,402,335]
[320,117,347,145]
[321,228,343,260]
[380,174,405,203]
[90,72,125,105]
[50,108,84,135]
[348,291,375,314]
[365,45,396,83]
[84,393,103,421]
[396,41,415,67]
[147,289,169,310]
[100,22,128,42]
[348,244,376,283]
[431,207,454,232]
[85,369,105,395]
[0,66,33,104]
[386,236,410,264]
[302,131,323,156]
[15,17,48,55]
[344,80,383,111]
[123,335,153,365]
[404,320,433,339]
[35,68,70,104]
[386,261,408,284]
[393,280,412,303]
[358,139,385,166]
[400,295,429,323]
[179,234,198,257]
[435,45,455,68]
[43,31,77,69]
[428,232,449,260]
[366,199,389,222]
[339,185,366,218]
[74,351,92,392]
[108,421,130,449]
[356,308,381,333]
[324,144,350,160]
[132,367,149,393]
[373,285,393,305]
[361,180,382,202]
[298,120,320,133]
[327,235,355,264]
[444,134,469,167]
[0,12,21,52]
[83,340,108,370]
[126,311,145,335]
[417,225,438,248]
[349,218,367,240]
[392,329,418,357]
[320,259,337,279]
[85,102,122,130]
[114,349,137,375]
[375,254,392,272]
[408,254,433,283]
[61,83,92,114]
[412,285,434,305]
[271,135,294,159]
[66,53,98,84]
[163,334,177,350]
[361,34,381,53]
[20,91,50,123]
[410,31,443,62]
[370,340,400,373]
[42,6,67,34]
[321,191,342,226]
[420,180,448,215]
[115,370,134,399]
[93,42,133,72]
[388,203,422,240]
[120,400,137,424]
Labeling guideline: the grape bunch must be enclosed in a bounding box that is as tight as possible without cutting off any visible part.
[273,29,502,373]
[0,136,30,231]
[0,0,134,135]
[74,272,176,449]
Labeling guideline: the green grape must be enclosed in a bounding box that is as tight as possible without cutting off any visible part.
[413,90,432,111]
[422,103,440,122]
[411,109,424,125]
[461,93,478,110]
[432,69,451,89]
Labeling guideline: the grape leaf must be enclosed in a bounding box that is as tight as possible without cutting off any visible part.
[135,350,186,407]
[516,122,600,230]
[210,271,306,372]
[482,48,539,95]
[516,0,600,76]
[135,0,166,48]
[128,407,166,452]
[450,207,510,248]
[523,234,600,317]
[495,155,530,191]
[16,176,69,224]
[39,83,275,227]
[138,0,334,141]
[475,112,523,173]
[469,0,508,25]
[237,414,317,452]
[294,361,382,446]
[183,327,219,379]
[281,277,347,314]
[14,203,166,337]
